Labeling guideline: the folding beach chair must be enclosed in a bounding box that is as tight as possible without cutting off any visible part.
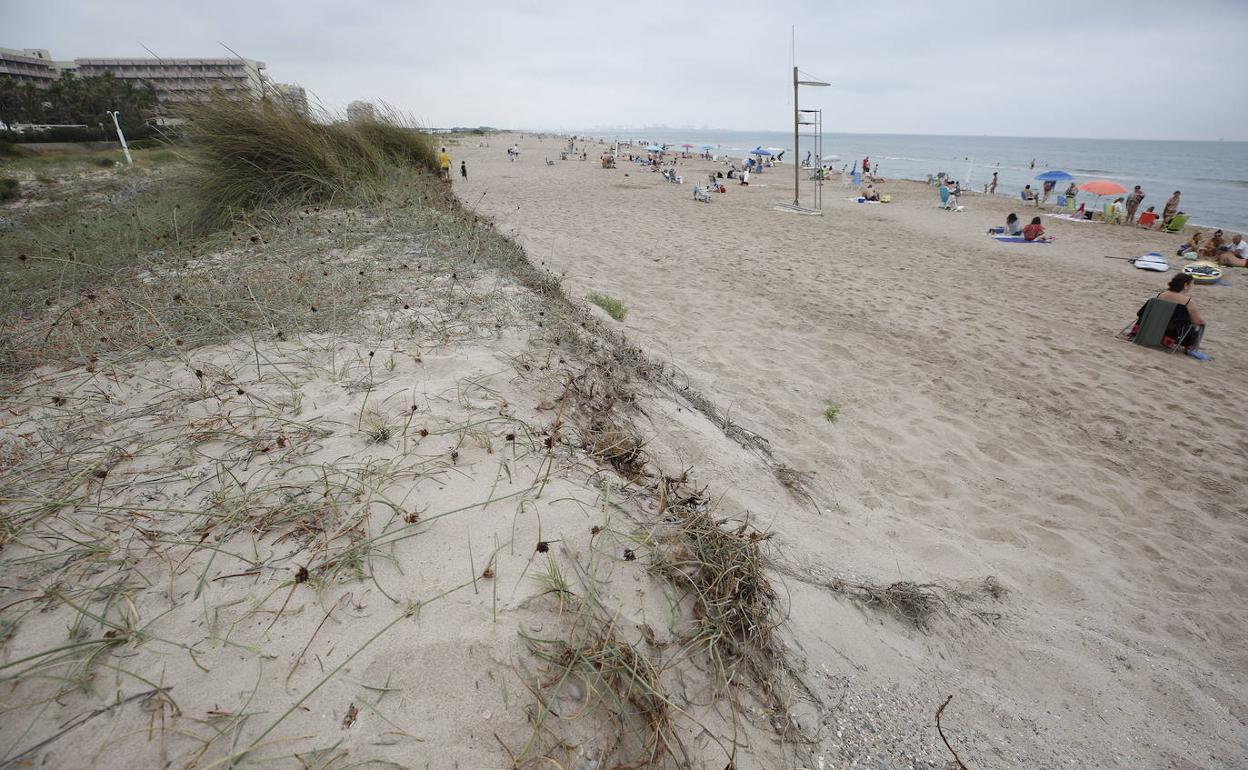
[1122,298,1197,352]
[1162,214,1190,233]
[1064,196,1077,212]
[692,186,712,203]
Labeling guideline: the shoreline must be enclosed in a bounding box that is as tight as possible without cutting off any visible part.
[527,129,1248,232]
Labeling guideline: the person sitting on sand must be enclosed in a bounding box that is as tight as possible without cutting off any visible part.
[1111,197,1127,222]
[1176,231,1204,258]
[1199,229,1225,258]
[988,212,1022,235]
[1138,273,1208,359]
[1023,216,1053,242]
[1230,233,1248,260]
[1209,233,1248,267]
[862,184,880,201]
[1021,184,1037,202]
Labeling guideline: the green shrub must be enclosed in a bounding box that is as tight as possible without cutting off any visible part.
[588,292,628,321]
[822,404,840,422]
[0,176,19,202]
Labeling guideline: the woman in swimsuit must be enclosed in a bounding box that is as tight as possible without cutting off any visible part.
[1144,273,1207,358]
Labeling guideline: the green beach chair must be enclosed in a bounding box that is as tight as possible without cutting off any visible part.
[1162,213,1189,233]
[1103,202,1121,224]
[1064,196,1076,212]
[1128,298,1196,351]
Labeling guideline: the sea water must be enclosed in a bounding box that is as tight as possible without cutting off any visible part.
[573,128,1248,232]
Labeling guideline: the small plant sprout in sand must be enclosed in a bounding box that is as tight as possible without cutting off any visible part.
[822,404,841,423]
[587,292,628,321]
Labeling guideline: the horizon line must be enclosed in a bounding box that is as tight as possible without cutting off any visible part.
[520,126,1247,144]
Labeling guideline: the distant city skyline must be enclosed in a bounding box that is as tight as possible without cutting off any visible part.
[5,0,1247,142]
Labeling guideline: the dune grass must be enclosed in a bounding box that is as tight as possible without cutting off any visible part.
[179,93,438,230]
[0,93,450,378]
[822,404,840,422]
[588,292,628,321]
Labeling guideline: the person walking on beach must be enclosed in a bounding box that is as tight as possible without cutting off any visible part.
[1126,185,1145,224]
[438,147,451,180]
[1162,190,1181,226]
[862,156,870,180]
[989,172,998,195]
[460,160,467,180]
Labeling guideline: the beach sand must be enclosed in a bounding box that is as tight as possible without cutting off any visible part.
[455,134,1248,767]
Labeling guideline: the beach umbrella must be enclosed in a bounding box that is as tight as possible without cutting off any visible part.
[1035,170,1073,182]
[750,147,772,156]
[680,143,694,149]
[644,144,663,152]
[1079,180,1127,196]
[701,143,715,150]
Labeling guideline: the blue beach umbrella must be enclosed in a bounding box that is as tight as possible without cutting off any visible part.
[701,143,715,150]
[1034,170,1074,182]
[750,147,772,156]
[644,144,663,152]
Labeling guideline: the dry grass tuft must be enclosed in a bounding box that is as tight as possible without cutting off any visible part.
[651,479,782,690]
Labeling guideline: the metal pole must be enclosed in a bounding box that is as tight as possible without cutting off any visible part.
[108,111,133,165]
[793,66,800,206]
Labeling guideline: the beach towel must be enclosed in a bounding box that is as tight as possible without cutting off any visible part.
[846,197,879,204]
[992,236,1049,243]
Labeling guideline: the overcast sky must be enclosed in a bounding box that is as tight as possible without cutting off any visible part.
[5,0,1247,141]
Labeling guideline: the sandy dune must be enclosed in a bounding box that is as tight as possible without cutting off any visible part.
[456,134,1248,767]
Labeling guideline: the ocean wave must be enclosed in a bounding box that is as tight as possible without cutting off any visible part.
[1193,177,1248,187]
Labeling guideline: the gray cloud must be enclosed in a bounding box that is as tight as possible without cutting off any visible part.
[4,0,1246,139]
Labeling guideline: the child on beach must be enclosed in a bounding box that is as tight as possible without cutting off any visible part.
[438,147,451,180]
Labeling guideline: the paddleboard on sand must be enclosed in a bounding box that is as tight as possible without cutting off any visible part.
[1132,252,1168,272]
[1183,262,1223,284]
